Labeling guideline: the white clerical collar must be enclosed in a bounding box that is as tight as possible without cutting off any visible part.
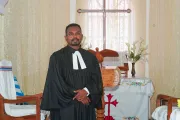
[72,51,86,70]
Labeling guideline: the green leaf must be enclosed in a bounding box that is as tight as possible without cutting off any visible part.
[134,54,141,62]
[130,52,134,58]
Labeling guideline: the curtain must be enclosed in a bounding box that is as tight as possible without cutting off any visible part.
[0,0,70,94]
[76,0,133,51]
[76,0,147,77]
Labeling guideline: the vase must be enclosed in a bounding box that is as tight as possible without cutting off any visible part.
[131,62,136,77]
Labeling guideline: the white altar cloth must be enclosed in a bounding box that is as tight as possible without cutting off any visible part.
[104,77,154,120]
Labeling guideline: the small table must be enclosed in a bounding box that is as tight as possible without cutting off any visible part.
[104,77,154,120]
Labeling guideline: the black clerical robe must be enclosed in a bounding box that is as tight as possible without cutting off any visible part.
[40,46,103,120]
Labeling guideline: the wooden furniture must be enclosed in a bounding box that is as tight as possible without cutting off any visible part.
[156,94,179,120]
[88,47,129,77]
[0,93,42,120]
[118,63,128,77]
[95,67,120,120]
[0,60,43,120]
[88,48,121,120]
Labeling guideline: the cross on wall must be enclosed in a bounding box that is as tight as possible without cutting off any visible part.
[77,0,131,49]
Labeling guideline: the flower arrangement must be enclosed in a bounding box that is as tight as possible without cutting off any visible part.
[126,39,148,63]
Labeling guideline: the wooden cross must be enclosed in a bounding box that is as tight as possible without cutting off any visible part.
[77,0,131,49]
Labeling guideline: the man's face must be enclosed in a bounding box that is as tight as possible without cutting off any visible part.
[65,26,83,46]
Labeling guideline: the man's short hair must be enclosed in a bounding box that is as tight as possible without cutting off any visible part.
[65,23,82,35]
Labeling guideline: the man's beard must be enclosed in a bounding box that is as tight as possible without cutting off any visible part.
[70,38,81,46]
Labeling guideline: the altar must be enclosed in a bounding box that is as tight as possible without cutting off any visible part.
[104,77,154,120]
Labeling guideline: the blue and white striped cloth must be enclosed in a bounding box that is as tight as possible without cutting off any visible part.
[13,76,24,96]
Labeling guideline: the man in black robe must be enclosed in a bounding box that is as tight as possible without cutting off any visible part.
[40,23,103,120]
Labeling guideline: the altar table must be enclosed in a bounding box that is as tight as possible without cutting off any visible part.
[104,77,154,120]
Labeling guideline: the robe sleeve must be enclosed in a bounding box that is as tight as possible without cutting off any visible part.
[41,54,75,110]
[86,55,103,109]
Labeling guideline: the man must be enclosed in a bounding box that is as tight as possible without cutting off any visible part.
[41,23,103,120]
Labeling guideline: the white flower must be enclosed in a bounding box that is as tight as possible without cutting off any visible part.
[126,39,148,63]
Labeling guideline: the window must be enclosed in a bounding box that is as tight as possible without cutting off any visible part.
[77,0,132,51]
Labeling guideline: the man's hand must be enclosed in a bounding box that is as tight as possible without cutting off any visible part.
[78,96,91,105]
[73,89,88,101]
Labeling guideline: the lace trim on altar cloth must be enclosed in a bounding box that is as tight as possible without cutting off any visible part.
[120,77,151,86]
[122,116,139,120]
